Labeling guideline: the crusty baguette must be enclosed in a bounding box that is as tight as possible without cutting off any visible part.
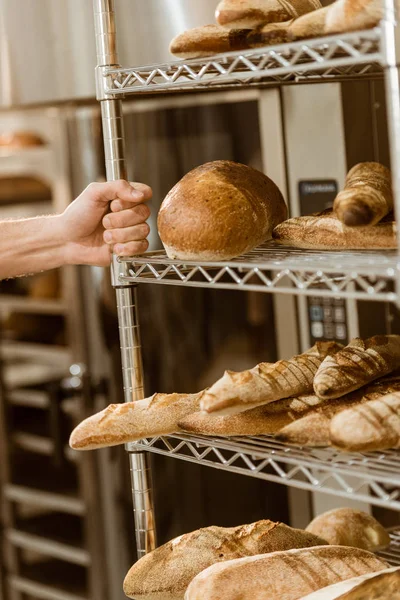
[334,163,393,227]
[306,508,390,552]
[277,376,400,446]
[299,567,400,600]
[314,335,400,400]
[247,20,293,46]
[184,546,389,600]
[325,0,382,35]
[215,0,322,30]
[123,521,327,600]
[169,24,252,59]
[330,391,400,452]
[69,392,204,450]
[288,4,328,39]
[158,161,287,261]
[272,209,397,249]
[200,341,342,416]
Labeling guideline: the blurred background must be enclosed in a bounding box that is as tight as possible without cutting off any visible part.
[0,1,399,600]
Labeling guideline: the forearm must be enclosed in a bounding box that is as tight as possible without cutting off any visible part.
[0,214,67,279]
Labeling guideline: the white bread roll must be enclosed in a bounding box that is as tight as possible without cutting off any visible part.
[158,161,287,261]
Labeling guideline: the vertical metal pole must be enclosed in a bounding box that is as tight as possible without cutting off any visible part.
[93,0,157,558]
[382,0,400,307]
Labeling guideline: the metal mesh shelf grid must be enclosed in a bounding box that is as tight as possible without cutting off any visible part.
[102,29,383,96]
[128,434,400,511]
[378,528,400,566]
[117,243,399,301]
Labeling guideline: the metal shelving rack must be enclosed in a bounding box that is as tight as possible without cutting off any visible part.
[93,0,400,565]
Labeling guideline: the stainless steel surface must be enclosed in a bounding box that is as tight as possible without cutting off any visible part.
[378,528,400,566]
[94,0,156,561]
[116,244,399,303]
[101,29,382,98]
[0,0,217,106]
[129,434,400,511]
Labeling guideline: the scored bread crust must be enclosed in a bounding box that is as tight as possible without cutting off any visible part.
[306,508,390,552]
[313,335,400,401]
[330,391,400,452]
[169,24,251,59]
[273,209,397,249]
[184,545,389,600]
[157,160,287,262]
[325,0,383,35]
[200,341,342,415]
[69,392,203,450]
[299,567,400,600]
[215,0,322,30]
[276,376,400,447]
[123,521,327,600]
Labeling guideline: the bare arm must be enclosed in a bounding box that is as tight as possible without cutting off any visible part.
[0,180,152,280]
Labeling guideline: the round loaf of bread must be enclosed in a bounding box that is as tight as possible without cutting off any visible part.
[157,160,287,261]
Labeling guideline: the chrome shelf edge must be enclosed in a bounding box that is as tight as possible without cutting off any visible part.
[117,244,400,302]
[103,29,383,96]
[128,434,400,510]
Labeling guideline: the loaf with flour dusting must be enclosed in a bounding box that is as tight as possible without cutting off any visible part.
[69,391,203,450]
[185,546,389,600]
[123,520,327,600]
[326,0,383,35]
[215,0,322,30]
[158,161,287,261]
[169,25,252,59]
[200,341,342,415]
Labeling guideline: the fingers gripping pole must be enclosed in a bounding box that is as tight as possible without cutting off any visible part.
[93,0,157,557]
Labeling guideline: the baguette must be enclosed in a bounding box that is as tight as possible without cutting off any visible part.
[169,24,252,59]
[299,567,400,600]
[288,4,328,39]
[314,335,400,400]
[306,508,390,552]
[215,0,322,30]
[69,392,204,450]
[185,546,389,600]
[325,0,382,35]
[334,163,393,227]
[330,391,400,452]
[200,341,342,416]
[272,209,397,249]
[123,521,327,600]
[277,376,400,446]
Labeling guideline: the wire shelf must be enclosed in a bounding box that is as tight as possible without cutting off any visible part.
[128,434,400,510]
[117,243,399,302]
[378,528,400,566]
[103,29,383,96]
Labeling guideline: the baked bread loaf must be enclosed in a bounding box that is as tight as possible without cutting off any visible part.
[123,520,327,600]
[334,163,393,227]
[69,392,204,450]
[306,508,390,552]
[200,342,342,415]
[0,131,45,147]
[330,391,400,452]
[247,20,292,46]
[299,567,400,600]
[185,546,389,600]
[325,0,382,35]
[289,4,328,39]
[215,0,322,30]
[158,161,287,261]
[277,376,400,446]
[272,209,397,249]
[313,335,400,400]
[169,25,251,59]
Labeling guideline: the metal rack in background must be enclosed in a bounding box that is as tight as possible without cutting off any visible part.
[93,0,400,566]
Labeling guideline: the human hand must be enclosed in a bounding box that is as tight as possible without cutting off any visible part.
[61,180,152,267]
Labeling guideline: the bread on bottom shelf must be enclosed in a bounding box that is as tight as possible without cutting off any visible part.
[325,0,382,35]
[69,391,204,450]
[299,567,400,600]
[215,0,322,30]
[200,341,342,415]
[123,520,327,600]
[184,546,389,600]
[305,508,390,552]
[169,24,252,59]
[330,391,400,452]
[272,209,397,249]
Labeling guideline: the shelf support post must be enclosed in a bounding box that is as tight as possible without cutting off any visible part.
[382,0,400,306]
[93,0,157,559]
